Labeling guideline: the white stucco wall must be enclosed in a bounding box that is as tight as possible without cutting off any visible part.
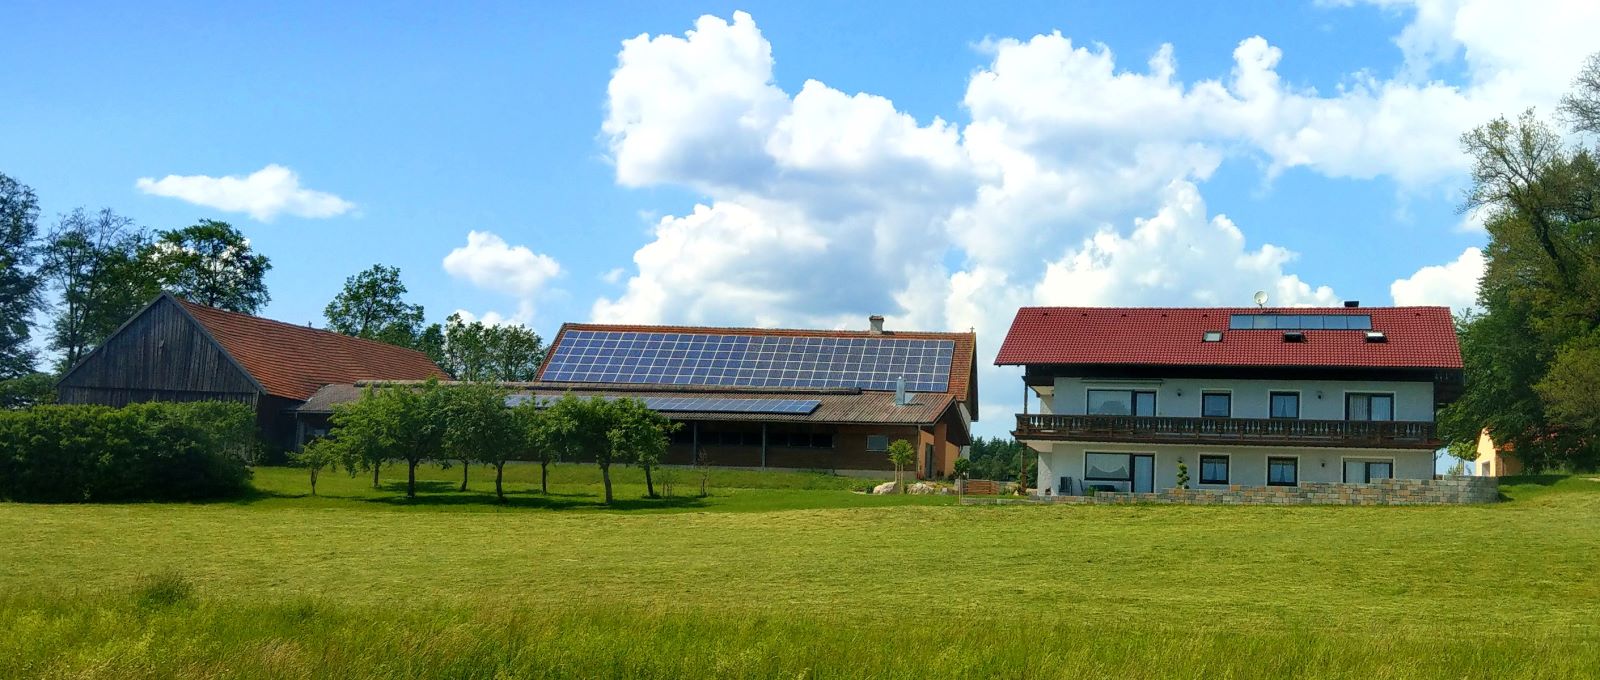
[1050,377,1435,421]
[1036,442,1436,494]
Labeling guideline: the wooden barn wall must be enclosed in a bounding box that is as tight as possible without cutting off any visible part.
[56,297,260,403]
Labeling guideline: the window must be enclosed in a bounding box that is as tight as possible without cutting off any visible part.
[866,435,889,452]
[1201,392,1231,418]
[1202,331,1223,342]
[1267,457,1298,486]
[1269,392,1300,419]
[1199,455,1229,484]
[1346,393,1394,421]
[1084,453,1132,481]
[1087,389,1157,416]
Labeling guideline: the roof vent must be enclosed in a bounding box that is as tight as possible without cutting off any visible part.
[1203,331,1223,342]
[895,375,909,406]
[1364,331,1387,343]
[1283,331,1306,343]
[1344,301,1360,308]
[869,315,885,335]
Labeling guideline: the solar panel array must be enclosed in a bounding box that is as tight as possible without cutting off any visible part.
[504,393,821,415]
[1228,314,1373,330]
[541,330,955,392]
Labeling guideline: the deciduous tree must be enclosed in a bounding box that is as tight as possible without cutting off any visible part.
[0,173,43,380]
[144,220,271,312]
[40,208,159,371]
[512,395,572,494]
[332,379,447,498]
[324,265,426,349]
[886,439,915,493]
[1441,53,1600,471]
[293,437,347,496]
[438,314,546,382]
[439,382,517,498]
[607,397,674,499]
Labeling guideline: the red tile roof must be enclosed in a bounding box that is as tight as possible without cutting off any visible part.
[994,306,1462,370]
[176,296,450,401]
[540,322,980,418]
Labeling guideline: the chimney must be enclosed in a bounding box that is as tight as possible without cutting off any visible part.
[895,375,908,406]
[869,315,885,335]
[1344,301,1360,308]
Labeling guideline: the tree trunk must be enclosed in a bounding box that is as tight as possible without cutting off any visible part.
[644,464,655,498]
[407,459,418,498]
[372,460,381,489]
[310,469,319,496]
[540,460,549,494]
[601,463,613,504]
[459,458,469,492]
[495,462,506,502]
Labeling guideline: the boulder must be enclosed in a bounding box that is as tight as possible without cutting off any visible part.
[908,482,938,495]
[872,481,898,495]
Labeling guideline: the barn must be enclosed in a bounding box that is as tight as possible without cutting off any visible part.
[302,316,979,479]
[56,293,450,453]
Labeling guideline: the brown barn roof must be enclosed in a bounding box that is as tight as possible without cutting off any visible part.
[538,322,980,419]
[174,296,449,401]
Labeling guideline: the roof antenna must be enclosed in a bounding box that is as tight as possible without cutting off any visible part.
[1253,290,1268,308]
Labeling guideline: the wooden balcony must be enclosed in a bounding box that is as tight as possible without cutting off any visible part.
[1013,414,1440,449]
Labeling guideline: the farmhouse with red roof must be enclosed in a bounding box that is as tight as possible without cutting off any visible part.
[996,303,1464,496]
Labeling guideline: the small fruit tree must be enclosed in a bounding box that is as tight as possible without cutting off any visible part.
[886,439,917,493]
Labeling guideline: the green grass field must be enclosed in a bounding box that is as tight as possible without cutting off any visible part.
[2,466,1597,679]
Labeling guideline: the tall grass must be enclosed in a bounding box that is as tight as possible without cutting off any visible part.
[4,591,1593,679]
[1,474,1596,678]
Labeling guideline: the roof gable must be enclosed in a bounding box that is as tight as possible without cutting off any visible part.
[995,306,1462,370]
[175,296,450,401]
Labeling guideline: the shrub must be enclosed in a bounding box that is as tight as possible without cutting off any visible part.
[0,402,254,502]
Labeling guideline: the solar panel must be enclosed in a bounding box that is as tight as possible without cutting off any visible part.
[1228,314,1373,330]
[503,393,820,415]
[541,331,955,392]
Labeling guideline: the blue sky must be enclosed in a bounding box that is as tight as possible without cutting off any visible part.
[5,0,1595,436]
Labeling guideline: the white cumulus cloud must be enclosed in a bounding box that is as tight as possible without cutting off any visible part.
[135,164,354,221]
[443,230,562,324]
[590,6,1582,429]
[1390,247,1483,314]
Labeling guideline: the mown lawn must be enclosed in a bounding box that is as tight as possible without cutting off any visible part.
[1,470,1597,678]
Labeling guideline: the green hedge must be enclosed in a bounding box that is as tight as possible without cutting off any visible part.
[0,402,254,502]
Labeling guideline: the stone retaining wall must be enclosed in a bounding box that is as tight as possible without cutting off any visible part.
[965,476,1499,506]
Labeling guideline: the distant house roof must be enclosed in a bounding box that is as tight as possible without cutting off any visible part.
[537,322,980,419]
[994,306,1462,370]
[300,380,960,430]
[175,296,449,401]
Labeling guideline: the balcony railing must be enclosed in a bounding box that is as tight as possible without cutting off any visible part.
[1013,414,1439,449]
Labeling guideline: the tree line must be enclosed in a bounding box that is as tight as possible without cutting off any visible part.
[296,380,676,504]
[0,180,547,409]
[1441,52,1600,472]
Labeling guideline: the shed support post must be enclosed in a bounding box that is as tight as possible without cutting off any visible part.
[692,422,699,465]
[761,423,768,469]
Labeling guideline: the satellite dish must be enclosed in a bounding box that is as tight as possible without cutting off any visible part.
[1253,290,1269,308]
